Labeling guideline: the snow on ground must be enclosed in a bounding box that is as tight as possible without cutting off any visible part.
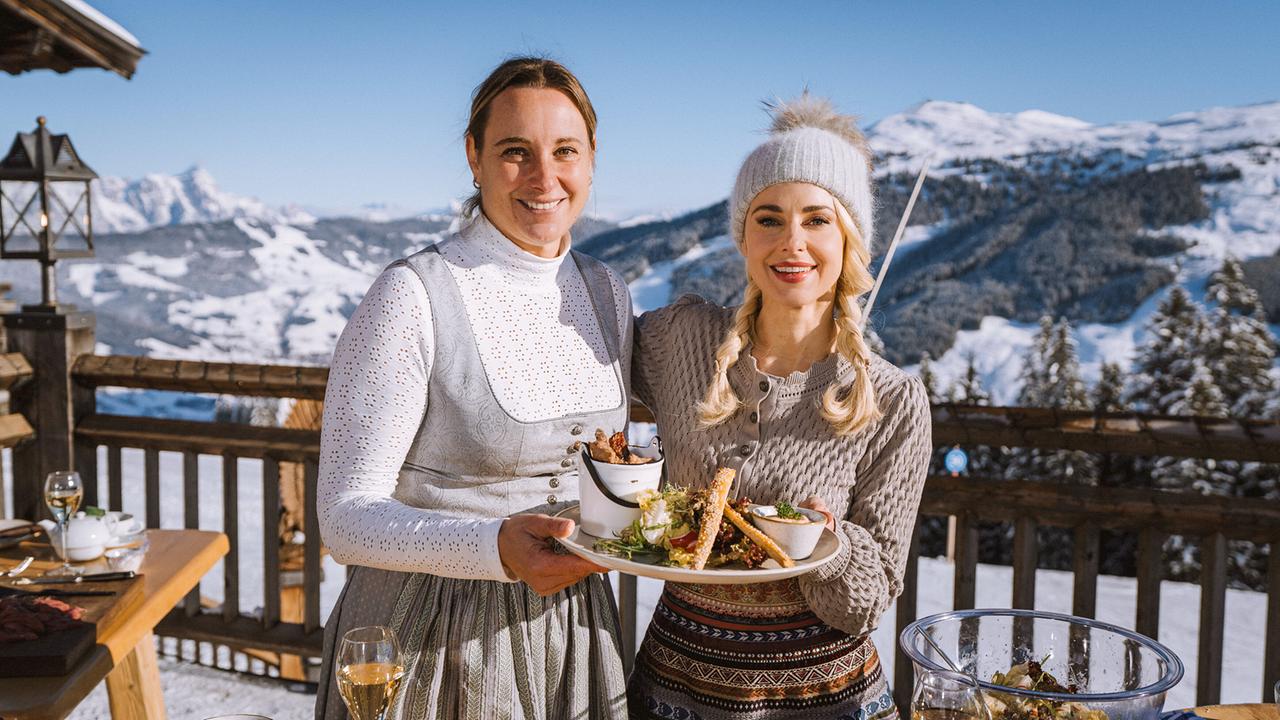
[57,557,1271,718]
[894,219,953,259]
[68,654,315,720]
[4,449,1264,716]
[124,251,190,279]
[901,258,1268,404]
[160,220,372,361]
[22,447,1262,715]
[628,234,734,313]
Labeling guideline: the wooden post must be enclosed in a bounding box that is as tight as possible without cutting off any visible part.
[894,526,922,717]
[105,632,166,720]
[4,309,95,520]
[1196,532,1227,705]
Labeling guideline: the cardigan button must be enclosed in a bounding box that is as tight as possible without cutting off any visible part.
[749,411,759,423]
[550,477,560,489]
[739,444,753,457]
[570,424,584,436]
[547,494,558,504]
[561,457,574,468]
[759,380,769,392]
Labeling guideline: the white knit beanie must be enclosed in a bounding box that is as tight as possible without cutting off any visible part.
[730,94,875,252]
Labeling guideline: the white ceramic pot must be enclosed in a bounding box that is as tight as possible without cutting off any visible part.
[38,512,111,562]
[577,438,663,539]
[749,504,828,560]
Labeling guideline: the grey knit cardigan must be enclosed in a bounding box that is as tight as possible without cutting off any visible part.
[633,295,932,636]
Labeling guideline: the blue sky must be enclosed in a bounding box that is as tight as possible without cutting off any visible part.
[4,1,1277,217]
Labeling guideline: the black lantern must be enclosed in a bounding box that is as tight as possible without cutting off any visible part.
[0,116,98,312]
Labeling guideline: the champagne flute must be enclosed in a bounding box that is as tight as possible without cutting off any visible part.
[912,669,991,720]
[44,470,84,577]
[337,625,405,720]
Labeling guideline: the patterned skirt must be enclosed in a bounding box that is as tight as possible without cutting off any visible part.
[315,566,628,720]
[628,580,899,720]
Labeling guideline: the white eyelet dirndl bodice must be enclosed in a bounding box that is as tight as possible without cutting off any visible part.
[316,237,631,720]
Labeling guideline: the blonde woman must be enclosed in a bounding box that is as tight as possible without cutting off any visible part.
[627,96,932,719]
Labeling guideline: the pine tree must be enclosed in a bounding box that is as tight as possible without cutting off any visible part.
[948,353,992,406]
[1203,256,1277,417]
[1125,286,1211,415]
[1007,318,1097,485]
[1207,260,1280,498]
[1092,361,1132,488]
[945,354,1006,478]
[1093,362,1126,413]
[918,352,941,405]
[1152,359,1236,581]
[1016,316,1055,408]
[1044,320,1091,410]
[1151,360,1233,495]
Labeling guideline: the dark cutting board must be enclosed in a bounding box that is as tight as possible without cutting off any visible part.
[0,574,144,677]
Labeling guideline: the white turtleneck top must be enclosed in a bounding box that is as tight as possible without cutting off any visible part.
[318,215,630,581]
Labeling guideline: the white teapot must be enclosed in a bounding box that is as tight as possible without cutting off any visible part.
[38,512,112,562]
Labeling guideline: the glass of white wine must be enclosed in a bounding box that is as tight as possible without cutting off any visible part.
[912,669,991,720]
[337,625,405,720]
[44,470,84,577]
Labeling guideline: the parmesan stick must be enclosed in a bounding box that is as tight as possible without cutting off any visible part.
[690,468,737,571]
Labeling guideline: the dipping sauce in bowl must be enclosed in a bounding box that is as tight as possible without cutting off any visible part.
[749,503,827,560]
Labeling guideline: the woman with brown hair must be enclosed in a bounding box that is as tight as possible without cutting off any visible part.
[315,57,630,719]
[627,95,932,719]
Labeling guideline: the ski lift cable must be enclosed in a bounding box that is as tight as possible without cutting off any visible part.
[862,154,932,330]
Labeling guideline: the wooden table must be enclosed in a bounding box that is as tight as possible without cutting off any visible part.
[0,529,229,720]
[1193,705,1280,720]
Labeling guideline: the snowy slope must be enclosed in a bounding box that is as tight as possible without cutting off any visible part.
[624,100,1280,399]
[9,100,1274,401]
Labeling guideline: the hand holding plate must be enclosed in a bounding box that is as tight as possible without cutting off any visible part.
[497,514,608,596]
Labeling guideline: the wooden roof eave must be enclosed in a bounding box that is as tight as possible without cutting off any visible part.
[0,0,144,78]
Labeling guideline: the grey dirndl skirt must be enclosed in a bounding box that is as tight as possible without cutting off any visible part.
[316,566,628,720]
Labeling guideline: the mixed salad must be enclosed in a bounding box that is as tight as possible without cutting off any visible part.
[593,486,768,569]
[986,661,1107,720]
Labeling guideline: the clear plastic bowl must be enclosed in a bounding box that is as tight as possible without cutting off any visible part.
[900,609,1184,720]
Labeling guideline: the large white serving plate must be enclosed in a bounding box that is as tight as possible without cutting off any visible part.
[554,504,842,584]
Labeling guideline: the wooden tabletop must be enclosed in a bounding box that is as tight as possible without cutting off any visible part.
[1194,705,1280,720]
[0,529,229,720]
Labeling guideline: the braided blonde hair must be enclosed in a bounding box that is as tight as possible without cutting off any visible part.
[696,198,881,436]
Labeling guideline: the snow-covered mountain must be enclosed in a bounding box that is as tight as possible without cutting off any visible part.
[589,100,1280,403]
[91,166,314,233]
[873,99,1280,171]
[1,100,1274,409]
[871,101,1280,400]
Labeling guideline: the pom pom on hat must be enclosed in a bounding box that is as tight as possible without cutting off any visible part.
[730,93,876,252]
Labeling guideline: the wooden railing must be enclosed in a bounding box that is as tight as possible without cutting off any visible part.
[71,356,327,672]
[900,475,1280,709]
[0,352,1273,703]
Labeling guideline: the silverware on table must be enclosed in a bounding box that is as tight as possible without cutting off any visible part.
[1,556,34,578]
[0,586,117,597]
[12,570,136,585]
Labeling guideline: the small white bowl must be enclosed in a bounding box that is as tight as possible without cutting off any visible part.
[105,540,148,572]
[749,504,827,560]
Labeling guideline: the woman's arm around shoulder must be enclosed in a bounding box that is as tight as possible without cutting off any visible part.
[317,264,512,582]
[632,293,725,410]
[798,367,932,636]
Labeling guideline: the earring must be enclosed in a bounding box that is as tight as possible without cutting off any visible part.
[472,179,480,189]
